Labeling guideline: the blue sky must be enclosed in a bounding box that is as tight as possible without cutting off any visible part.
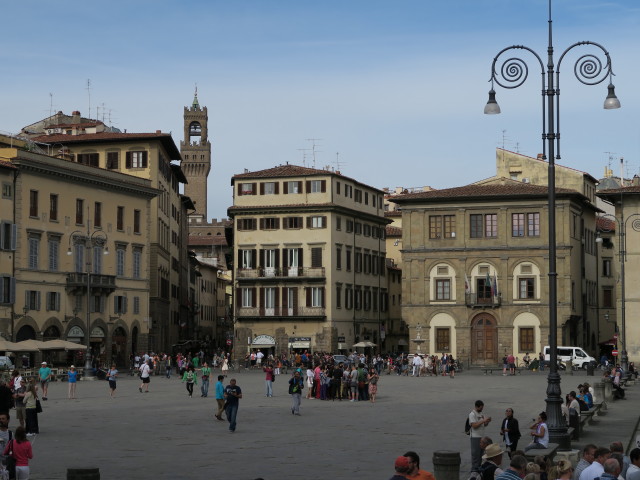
[1,0,638,218]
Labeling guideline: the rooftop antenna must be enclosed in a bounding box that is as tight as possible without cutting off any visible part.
[297,148,310,167]
[334,152,346,172]
[49,93,54,119]
[306,138,322,168]
[86,79,92,119]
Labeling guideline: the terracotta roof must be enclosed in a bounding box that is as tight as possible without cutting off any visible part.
[45,122,103,129]
[0,159,16,170]
[188,235,228,246]
[384,210,402,217]
[598,185,640,195]
[30,132,181,159]
[596,217,616,232]
[391,182,578,203]
[386,225,402,237]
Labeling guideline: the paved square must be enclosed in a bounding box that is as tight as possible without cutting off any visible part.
[17,368,636,479]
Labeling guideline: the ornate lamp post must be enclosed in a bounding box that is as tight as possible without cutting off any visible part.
[597,213,640,371]
[67,224,108,379]
[484,0,620,449]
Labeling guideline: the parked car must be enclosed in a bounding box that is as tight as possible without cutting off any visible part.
[0,356,14,370]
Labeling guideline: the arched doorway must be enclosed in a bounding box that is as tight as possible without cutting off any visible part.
[16,326,36,341]
[471,313,498,365]
[132,326,139,356]
[111,327,127,367]
[43,326,60,341]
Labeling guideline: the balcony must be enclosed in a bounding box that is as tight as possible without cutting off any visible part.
[236,306,326,318]
[237,267,325,281]
[66,272,117,296]
[465,293,501,309]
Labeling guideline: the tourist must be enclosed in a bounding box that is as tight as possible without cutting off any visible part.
[263,363,274,398]
[579,447,610,480]
[107,364,118,398]
[139,360,151,393]
[573,445,597,480]
[481,444,505,480]
[182,365,197,397]
[388,456,411,480]
[3,426,32,480]
[368,367,379,404]
[214,375,225,421]
[524,412,549,452]
[38,362,51,401]
[288,370,304,415]
[224,379,242,433]
[13,379,26,429]
[500,408,522,456]
[469,400,492,471]
[221,355,229,377]
[403,451,436,480]
[0,411,13,453]
[496,455,528,480]
[200,362,211,398]
[23,382,39,437]
[67,365,78,399]
[550,459,574,480]
[627,448,640,480]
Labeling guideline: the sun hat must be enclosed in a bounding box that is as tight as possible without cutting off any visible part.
[482,444,505,460]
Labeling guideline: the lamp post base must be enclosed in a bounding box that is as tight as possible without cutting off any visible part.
[82,354,95,380]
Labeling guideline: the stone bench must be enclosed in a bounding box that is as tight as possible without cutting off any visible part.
[524,443,559,462]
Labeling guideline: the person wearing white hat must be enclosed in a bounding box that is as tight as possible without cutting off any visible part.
[38,361,52,400]
[481,444,505,480]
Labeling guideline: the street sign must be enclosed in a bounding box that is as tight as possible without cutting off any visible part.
[226,339,232,346]
[613,334,618,340]
[612,349,619,356]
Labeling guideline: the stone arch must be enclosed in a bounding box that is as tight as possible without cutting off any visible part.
[15,324,37,342]
[470,312,498,365]
[41,317,64,339]
[111,326,128,367]
[426,262,457,302]
[511,311,541,357]
[428,312,457,358]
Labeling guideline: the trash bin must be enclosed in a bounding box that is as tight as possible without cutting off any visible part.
[587,363,595,376]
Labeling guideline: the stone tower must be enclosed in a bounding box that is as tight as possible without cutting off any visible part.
[180,89,211,222]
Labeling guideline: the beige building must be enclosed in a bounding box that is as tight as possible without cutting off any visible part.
[392,177,601,366]
[28,123,188,354]
[597,184,640,364]
[0,145,157,366]
[228,164,389,356]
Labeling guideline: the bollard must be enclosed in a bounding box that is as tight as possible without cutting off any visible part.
[67,468,100,480]
[433,450,461,480]
[603,377,613,402]
[593,381,605,405]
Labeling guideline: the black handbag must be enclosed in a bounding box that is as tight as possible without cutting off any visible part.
[36,399,42,413]
[6,440,16,479]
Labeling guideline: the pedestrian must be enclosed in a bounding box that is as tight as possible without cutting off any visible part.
[263,363,275,398]
[214,375,225,421]
[481,444,505,480]
[107,364,118,398]
[0,380,13,415]
[500,408,522,457]
[289,370,304,415]
[13,379,26,429]
[305,366,314,399]
[200,362,211,398]
[182,365,197,397]
[524,412,549,452]
[23,382,39,437]
[368,367,379,403]
[3,426,32,480]
[550,459,575,480]
[573,445,597,480]
[627,448,640,480]
[224,379,242,433]
[67,365,78,399]
[403,451,436,480]
[469,400,492,471]
[389,456,412,480]
[165,355,172,379]
[0,411,12,454]
[38,362,51,401]
[496,455,528,480]
[221,356,229,377]
[138,360,151,393]
[579,447,611,480]
[11,370,23,394]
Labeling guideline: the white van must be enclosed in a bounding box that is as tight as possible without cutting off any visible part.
[543,346,596,369]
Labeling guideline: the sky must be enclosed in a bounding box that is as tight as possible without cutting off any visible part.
[1,0,639,219]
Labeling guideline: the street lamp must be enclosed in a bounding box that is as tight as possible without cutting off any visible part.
[484,0,620,449]
[597,213,640,371]
[67,224,109,379]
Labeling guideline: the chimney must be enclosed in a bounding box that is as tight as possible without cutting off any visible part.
[71,111,81,124]
[537,153,544,160]
[156,130,161,134]
[632,175,640,186]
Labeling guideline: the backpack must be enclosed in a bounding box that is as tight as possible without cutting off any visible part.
[358,369,368,382]
[464,416,471,435]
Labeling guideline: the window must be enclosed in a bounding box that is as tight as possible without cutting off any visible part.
[106,152,119,169]
[77,153,99,167]
[308,287,324,307]
[238,182,257,196]
[336,216,342,231]
[470,213,497,238]
[512,214,525,237]
[518,278,535,299]
[25,290,41,311]
[336,246,342,269]
[602,288,613,308]
[354,189,362,203]
[355,287,362,310]
[527,213,540,236]
[1,183,12,199]
[308,216,327,228]
[46,292,60,311]
[364,288,371,310]
[237,218,257,231]
[48,237,59,272]
[429,216,442,239]
[74,244,84,273]
[345,185,353,198]
[28,236,40,270]
[0,276,16,304]
[444,215,456,238]
[355,250,362,272]
[345,286,353,310]
[133,249,142,279]
[355,222,362,235]
[49,194,58,221]
[133,296,140,314]
[519,327,534,352]
[283,217,302,229]
[0,222,16,251]
[263,287,276,313]
[260,182,278,195]
[114,296,127,314]
[93,202,102,228]
[241,288,255,307]
[602,259,612,277]
[346,220,354,233]
[365,192,369,205]
[126,151,148,168]
[239,249,256,269]
[363,224,371,237]
[311,247,322,268]
[336,284,342,308]
[284,181,302,194]
[346,248,352,271]
[260,217,280,230]
[308,180,325,193]
[436,328,450,352]
[116,248,125,277]
[117,206,124,231]
[134,210,141,234]
[435,279,451,300]
[29,190,38,217]
[76,199,84,224]
[336,182,341,195]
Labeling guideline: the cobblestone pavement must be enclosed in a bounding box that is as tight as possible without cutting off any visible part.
[21,367,638,479]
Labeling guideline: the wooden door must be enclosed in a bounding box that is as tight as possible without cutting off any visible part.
[471,313,498,365]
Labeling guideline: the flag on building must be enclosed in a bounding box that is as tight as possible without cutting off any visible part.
[465,273,471,294]
[493,274,499,297]
[486,272,492,296]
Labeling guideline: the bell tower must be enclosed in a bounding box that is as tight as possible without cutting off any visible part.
[180,88,211,222]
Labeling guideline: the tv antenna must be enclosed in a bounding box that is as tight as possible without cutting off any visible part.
[334,152,346,172]
[297,148,310,167]
[306,138,322,168]
[86,79,92,119]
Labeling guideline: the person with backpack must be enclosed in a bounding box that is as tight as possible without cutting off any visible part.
[357,364,369,401]
[288,370,304,415]
[469,400,492,471]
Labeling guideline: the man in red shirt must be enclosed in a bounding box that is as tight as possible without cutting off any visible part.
[403,451,436,480]
[507,353,516,375]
